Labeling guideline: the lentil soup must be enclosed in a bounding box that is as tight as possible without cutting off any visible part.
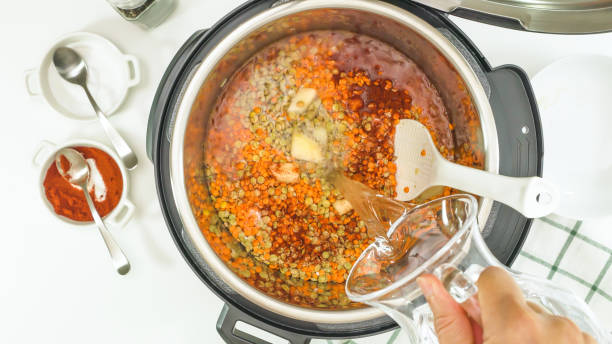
[187,31,483,309]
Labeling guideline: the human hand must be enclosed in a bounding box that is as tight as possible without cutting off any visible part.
[416,266,596,344]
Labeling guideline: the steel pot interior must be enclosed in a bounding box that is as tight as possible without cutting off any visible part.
[171,0,498,324]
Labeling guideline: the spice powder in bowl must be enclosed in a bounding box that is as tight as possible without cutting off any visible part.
[43,146,123,222]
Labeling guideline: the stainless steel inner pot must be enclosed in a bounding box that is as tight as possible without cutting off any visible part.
[169,0,499,324]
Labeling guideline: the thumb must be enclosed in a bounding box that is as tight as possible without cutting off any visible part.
[417,274,474,344]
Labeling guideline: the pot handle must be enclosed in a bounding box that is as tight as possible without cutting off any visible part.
[485,64,542,178]
[481,65,542,263]
[216,304,311,344]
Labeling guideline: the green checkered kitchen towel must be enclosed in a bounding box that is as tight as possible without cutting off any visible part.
[312,214,612,344]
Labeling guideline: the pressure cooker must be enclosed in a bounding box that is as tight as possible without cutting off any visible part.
[146,0,612,342]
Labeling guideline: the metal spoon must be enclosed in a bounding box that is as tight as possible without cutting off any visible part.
[56,148,131,275]
[53,47,138,170]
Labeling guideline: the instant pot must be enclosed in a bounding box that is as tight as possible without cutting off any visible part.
[146,1,612,342]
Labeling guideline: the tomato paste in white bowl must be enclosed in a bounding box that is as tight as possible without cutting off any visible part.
[33,139,134,228]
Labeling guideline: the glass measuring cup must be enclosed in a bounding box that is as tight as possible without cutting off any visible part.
[345,194,610,343]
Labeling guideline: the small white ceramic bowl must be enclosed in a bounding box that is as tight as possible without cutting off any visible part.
[25,32,140,120]
[33,139,135,228]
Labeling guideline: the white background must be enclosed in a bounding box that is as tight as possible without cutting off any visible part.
[1,1,611,343]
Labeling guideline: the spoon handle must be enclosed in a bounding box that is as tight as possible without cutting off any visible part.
[82,86,138,170]
[81,183,131,275]
[435,159,560,218]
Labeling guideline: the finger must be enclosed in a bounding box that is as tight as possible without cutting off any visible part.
[469,317,483,344]
[583,332,597,344]
[554,318,599,344]
[476,267,530,334]
[526,301,548,315]
[418,274,474,344]
[547,316,588,343]
[461,295,483,327]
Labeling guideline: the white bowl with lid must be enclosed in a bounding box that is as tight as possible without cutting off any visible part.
[33,139,135,228]
[25,32,140,120]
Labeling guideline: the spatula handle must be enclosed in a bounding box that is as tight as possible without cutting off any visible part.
[435,160,559,218]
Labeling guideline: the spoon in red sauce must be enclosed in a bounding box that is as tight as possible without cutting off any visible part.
[55,148,130,275]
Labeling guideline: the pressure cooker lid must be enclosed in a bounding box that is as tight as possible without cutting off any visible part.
[413,0,612,34]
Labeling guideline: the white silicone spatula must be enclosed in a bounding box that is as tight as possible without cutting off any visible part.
[394,119,559,218]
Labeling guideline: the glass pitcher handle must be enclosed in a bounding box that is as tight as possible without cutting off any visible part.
[434,263,481,303]
[410,263,484,344]
[433,263,484,325]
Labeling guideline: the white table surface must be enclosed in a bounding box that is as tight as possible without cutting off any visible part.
[2,1,611,343]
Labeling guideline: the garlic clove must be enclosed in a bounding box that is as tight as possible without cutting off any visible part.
[291,132,323,163]
[333,199,353,215]
[270,163,299,183]
[288,88,317,114]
